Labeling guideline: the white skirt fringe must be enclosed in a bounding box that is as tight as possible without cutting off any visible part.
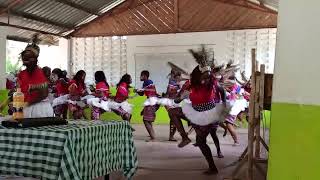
[86,98,133,114]
[182,102,227,126]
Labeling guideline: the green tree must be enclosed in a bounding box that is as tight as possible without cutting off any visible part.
[6,58,21,73]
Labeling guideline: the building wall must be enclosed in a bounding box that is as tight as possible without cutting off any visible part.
[267,1,320,180]
[0,28,7,89]
[126,29,276,91]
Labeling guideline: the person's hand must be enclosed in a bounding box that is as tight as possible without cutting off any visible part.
[174,98,183,104]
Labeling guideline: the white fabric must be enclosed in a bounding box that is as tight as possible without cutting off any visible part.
[227,99,249,116]
[86,98,133,114]
[52,95,69,107]
[182,102,227,126]
[24,100,54,118]
[157,98,181,108]
[143,97,159,106]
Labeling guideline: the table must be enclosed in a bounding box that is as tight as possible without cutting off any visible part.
[0,120,138,180]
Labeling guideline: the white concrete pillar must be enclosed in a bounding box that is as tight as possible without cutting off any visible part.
[0,27,7,89]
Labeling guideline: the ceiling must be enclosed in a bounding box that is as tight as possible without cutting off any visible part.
[0,0,278,44]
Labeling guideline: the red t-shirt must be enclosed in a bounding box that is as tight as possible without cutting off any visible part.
[115,82,129,102]
[95,81,110,98]
[17,66,48,103]
[68,80,85,96]
[189,86,215,106]
[55,79,69,96]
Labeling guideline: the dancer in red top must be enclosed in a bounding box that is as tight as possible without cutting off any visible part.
[68,70,87,119]
[91,71,110,120]
[17,34,54,118]
[51,68,69,118]
[112,74,133,121]
[136,70,160,142]
[168,46,227,175]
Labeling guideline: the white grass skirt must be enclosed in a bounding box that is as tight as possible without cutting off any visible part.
[227,99,248,116]
[182,102,227,126]
[143,97,159,106]
[52,94,69,107]
[157,98,181,108]
[86,98,133,114]
[24,100,54,118]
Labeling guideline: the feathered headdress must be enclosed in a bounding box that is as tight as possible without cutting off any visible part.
[189,45,213,73]
[167,62,189,77]
[23,33,40,57]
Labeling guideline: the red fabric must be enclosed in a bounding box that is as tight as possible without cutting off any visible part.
[189,86,215,105]
[115,82,129,102]
[95,82,110,98]
[17,66,48,103]
[180,80,191,92]
[6,79,15,90]
[55,79,69,96]
[144,84,157,97]
[68,80,85,96]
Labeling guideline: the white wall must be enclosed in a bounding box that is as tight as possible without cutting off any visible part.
[0,28,7,89]
[272,1,320,105]
[126,31,229,89]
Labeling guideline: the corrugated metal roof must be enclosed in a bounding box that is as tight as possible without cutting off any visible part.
[0,0,124,44]
[0,0,278,45]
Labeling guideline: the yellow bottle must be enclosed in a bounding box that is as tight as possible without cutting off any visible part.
[13,88,24,120]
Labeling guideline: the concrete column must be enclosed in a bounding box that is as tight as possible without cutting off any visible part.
[0,27,7,89]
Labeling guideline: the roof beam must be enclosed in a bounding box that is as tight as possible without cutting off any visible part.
[0,0,24,16]
[213,0,277,14]
[1,7,73,29]
[0,22,64,37]
[52,0,101,16]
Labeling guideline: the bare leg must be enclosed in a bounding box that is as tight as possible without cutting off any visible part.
[226,122,239,145]
[169,120,177,141]
[168,107,191,147]
[143,121,156,141]
[195,126,218,174]
[210,128,224,158]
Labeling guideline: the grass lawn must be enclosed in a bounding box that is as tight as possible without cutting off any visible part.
[0,88,271,128]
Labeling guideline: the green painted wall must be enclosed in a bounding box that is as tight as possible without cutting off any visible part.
[268,103,320,180]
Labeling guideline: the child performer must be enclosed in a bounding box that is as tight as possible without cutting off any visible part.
[91,71,110,120]
[168,46,227,175]
[111,74,133,121]
[68,70,87,119]
[164,70,182,141]
[135,70,160,142]
[51,68,69,118]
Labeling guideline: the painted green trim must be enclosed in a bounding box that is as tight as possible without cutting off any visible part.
[268,103,320,180]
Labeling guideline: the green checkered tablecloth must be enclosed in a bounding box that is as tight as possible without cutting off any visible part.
[0,120,138,180]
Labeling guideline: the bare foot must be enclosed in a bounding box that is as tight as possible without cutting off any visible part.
[203,168,218,175]
[233,142,240,146]
[145,139,156,142]
[217,152,224,158]
[178,138,191,148]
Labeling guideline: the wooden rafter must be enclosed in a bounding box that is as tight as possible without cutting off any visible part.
[0,0,24,16]
[53,0,101,16]
[213,0,277,14]
[0,7,73,29]
[0,22,63,37]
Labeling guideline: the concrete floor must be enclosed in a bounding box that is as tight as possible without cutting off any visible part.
[111,124,269,180]
[0,125,269,180]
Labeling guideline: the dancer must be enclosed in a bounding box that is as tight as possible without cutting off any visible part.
[51,68,69,118]
[164,70,182,141]
[68,70,87,119]
[91,71,110,120]
[135,70,160,142]
[168,46,227,175]
[112,74,133,121]
[17,34,54,118]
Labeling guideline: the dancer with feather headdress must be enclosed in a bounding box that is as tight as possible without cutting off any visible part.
[167,45,228,175]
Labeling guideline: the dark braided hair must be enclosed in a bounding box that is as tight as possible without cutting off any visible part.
[95,71,109,87]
